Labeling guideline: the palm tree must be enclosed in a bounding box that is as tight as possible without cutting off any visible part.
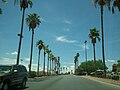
[49,53,52,75]
[74,53,79,74]
[46,49,51,75]
[89,28,100,76]
[36,40,44,77]
[26,13,41,76]
[43,45,49,76]
[112,0,120,13]
[0,8,2,14]
[93,0,111,78]
[51,54,54,75]
[54,57,58,74]
[16,0,33,65]
[57,56,60,74]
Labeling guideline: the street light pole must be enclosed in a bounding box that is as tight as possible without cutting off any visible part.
[85,41,87,74]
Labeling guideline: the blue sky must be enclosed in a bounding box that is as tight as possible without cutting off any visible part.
[0,0,120,71]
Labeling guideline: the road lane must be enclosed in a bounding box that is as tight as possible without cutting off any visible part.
[25,75,120,90]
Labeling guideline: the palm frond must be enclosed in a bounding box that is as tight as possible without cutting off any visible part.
[2,0,8,3]
[112,0,120,13]
[89,28,100,43]
[28,0,33,8]
[0,8,2,14]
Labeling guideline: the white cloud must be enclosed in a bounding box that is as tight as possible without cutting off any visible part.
[0,57,16,65]
[56,36,77,43]
[6,51,18,55]
[24,58,30,62]
[63,28,70,32]
[11,51,18,55]
[63,20,72,25]
[75,44,89,50]
[81,44,89,50]
[41,18,48,23]
[107,59,116,63]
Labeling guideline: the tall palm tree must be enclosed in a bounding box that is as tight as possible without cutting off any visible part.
[26,13,41,76]
[76,53,79,68]
[54,57,58,74]
[89,28,100,76]
[16,0,33,65]
[74,53,79,74]
[49,53,52,75]
[46,49,51,75]
[36,40,44,77]
[93,0,111,78]
[43,45,49,76]
[112,0,120,13]
[57,56,60,74]
[0,8,2,14]
[51,54,54,75]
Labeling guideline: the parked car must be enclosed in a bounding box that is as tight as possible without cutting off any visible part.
[0,64,28,90]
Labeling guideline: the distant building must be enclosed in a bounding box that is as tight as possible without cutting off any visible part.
[60,66,74,74]
[112,64,120,72]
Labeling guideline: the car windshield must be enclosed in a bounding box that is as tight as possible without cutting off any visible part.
[0,66,12,73]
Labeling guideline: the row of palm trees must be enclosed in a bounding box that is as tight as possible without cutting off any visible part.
[13,0,60,76]
[14,0,60,76]
[36,40,61,76]
[92,0,120,77]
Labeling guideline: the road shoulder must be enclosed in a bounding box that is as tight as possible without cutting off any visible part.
[81,75,120,87]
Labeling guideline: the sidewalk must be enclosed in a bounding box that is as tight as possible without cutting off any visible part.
[82,75,120,86]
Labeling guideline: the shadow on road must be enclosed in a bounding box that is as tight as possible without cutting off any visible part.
[28,76,51,82]
[10,86,29,90]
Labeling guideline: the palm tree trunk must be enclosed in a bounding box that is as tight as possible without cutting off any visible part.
[43,52,46,76]
[47,55,49,75]
[93,43,96,76]
[37,49,41,77]
[16,8,25,65]
[74,63,76,74]
[50,57,52,75]
[100,5,106,78]
[52,59,53,75]
[29,29,34,77]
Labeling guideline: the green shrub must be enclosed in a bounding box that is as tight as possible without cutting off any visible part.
[29,71,36,78]
[112,75,119,80]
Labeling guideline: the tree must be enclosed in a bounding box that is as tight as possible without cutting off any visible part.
[74,53,80,74]
[117,60,120,66]
[26,13,41,76]
[112,0,120,13]
[16,0,33,65]
[46,49,51,75]
[49,53,53,75]
[89,28,100,76]
[51,54,55,75]
[36,40,44,77]
[77,60,108,75]
[43,45,49,76]
[0,8,2,14]
[93,0,111,78]
[57,56,60,74]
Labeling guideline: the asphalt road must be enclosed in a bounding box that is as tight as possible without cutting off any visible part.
[19,75,120,90]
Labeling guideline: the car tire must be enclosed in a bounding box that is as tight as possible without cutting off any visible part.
[21,79,27,88]
[2,82,9,90]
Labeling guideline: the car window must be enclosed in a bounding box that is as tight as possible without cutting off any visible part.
[0,66,12,73]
